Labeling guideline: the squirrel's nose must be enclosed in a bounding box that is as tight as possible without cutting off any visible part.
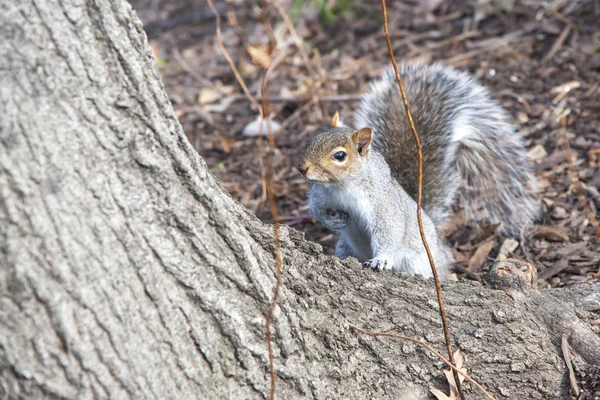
[298,165,309,176]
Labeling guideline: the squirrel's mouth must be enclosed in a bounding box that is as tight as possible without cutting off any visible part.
[306,176,331,184]
[307,178,340,186]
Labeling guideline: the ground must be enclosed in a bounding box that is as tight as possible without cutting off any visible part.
[130,0,600,289]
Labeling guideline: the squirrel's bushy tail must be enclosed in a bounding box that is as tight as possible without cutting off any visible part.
[449,118,541,237]
[357,63,541,236]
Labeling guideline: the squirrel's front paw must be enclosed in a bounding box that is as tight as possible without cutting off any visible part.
[316,209,349,231]
[363,256,393,271]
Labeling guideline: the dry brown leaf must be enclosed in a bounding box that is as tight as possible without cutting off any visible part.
[535,225,570,242]
[447,272,459,281]
[469,240,495,271]
[238,58,258,77]
[537,178,551,190]
[472,222,500,243]
[213,131,236,153]
[439,212,466,237]
[526,144,548,161]
[198,88,221,105]
[588,148,600,167]
[517,111,529,123]
[497,238,519,261]
[430,349,467,400]
[246,45,272,69]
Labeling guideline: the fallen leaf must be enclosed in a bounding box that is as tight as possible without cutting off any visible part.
[538,258,569,281]
[238,58,258,77]
[469,240,496,271]
[246,45,272,69]
[535,225,569,242]
[517,111,529,123]
[439,212,466,237]
[526,144,548,161]
[214,130,236,153]
[430,349,467,400]
[555,242,586,256]
[537,178,551,189]
[472,222,500,243]
[198,88,221,105]
[497,238,519,261]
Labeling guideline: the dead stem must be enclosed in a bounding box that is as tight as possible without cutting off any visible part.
[551,8,579,31]
[561,335,580,396]
[261,47,286,400]
[379,0,464,398]
[261,0,277,54]
[349,325,497,400]
[267,0,317,80]
[211,1,283,394]
[206,0,262,116]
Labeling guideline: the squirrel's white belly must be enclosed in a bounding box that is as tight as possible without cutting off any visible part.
[327,184,375,261]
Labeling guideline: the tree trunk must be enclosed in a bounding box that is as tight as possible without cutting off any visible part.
[0,1,598,399]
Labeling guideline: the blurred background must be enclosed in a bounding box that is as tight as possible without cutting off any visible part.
[129,0,600,287]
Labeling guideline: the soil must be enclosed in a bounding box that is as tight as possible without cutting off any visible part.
[130,0,600,290]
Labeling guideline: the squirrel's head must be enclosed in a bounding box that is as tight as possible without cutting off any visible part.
[297,112,373,185]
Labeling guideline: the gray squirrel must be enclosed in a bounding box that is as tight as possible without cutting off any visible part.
[297,63,540,278]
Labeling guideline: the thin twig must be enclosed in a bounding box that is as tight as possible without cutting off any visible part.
[206,0,262,117]
[261,49,286,400]
[551,8,579,31]
[542,25,571,63]
[561,117,600,240]
[267,0,317,80]
[561,335,580,396]
[256,49,289,203]
[379,1,464,399]
[350,325,497,400]
[225,7,252,53]
[261,0,277,54]
[172,47,221,90]
[282,97,317,128]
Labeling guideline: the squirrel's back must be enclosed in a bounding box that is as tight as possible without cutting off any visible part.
[355,63,540,235]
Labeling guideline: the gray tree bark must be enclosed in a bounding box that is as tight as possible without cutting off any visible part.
[0,0,598,399]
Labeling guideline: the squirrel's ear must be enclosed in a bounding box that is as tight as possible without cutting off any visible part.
[352,127,372,156]
[331,112,340,128]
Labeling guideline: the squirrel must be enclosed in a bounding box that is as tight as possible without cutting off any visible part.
[297,63,540,278]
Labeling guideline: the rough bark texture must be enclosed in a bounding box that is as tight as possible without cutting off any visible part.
[0,0,598,399]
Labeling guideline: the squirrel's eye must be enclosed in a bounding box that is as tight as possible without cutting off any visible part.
[333,151,347,162]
